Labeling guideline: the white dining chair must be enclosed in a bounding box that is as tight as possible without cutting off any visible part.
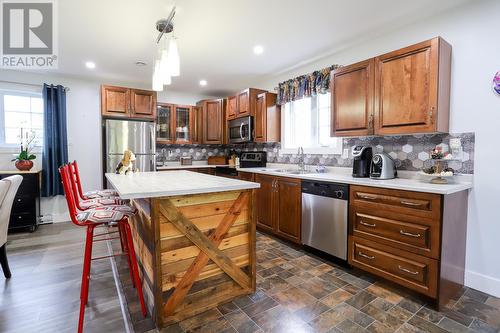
[0,175,23,278]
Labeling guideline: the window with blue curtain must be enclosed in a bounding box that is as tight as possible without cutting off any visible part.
[42,84,68,197]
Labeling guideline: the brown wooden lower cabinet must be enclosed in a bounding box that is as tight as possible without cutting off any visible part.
[254,174,301,244]
[255,174,275,233]
[238,171,254,182]
[348,185,468,309]
[349,236,438,298]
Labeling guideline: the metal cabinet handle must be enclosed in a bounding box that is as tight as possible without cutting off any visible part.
[368,114,374,130]
[398,265,419,275]
[358,252,375,260]
[359,194,377,200]
[400,200,421,207]
[359,221,376,228]
[239,123,244,140]
[400,230,421,238]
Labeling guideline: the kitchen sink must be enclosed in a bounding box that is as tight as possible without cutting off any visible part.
[272,169,314,174]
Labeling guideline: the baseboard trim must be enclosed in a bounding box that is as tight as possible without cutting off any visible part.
[51,213,70,224]
[465,270,500,298]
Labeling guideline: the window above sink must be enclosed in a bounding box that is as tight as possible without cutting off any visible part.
[280,92,343,155]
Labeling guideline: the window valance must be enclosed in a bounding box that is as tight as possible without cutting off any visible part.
[276,64,340,105]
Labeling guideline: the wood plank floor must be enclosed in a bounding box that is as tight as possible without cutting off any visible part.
[0,222,129,333]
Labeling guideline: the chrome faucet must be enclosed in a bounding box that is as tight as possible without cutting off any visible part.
[297,147,305,171]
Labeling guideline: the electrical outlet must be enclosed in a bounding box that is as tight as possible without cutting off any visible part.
[449,138,462,148]
[449,138,463,160]
[342,148,349,159]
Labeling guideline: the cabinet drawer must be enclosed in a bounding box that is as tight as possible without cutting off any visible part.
[351,209,439,258]
[9,212,35,228]
[18,174,38,194]
[12,196,36,213]
[349,236,438,298]
[350,185,441,220]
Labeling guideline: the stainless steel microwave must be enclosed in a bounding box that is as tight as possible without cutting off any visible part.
[228,116,253,143]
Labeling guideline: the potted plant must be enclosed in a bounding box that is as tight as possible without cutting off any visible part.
[12,128,37,171]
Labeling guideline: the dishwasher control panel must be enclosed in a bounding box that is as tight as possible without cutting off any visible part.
[301,181,348,200]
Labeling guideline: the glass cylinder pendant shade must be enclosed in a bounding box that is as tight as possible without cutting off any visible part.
[167,37,180,77]
[159,40,172,85]
[152,59,163,91]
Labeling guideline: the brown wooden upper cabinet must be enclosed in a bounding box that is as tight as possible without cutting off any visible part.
[156,103,174,144]
[255,92,281,142]
[226,88,267,120]
[331,59,374,136]
[130,89,156,119]
[191,105,203,144]
[156,103,193,144]
[254,174,301,244]
[227,96,237,120]
[197,99,226,144]
[101,85,157,120]
[330,37,451,137]
[101,85,129,117]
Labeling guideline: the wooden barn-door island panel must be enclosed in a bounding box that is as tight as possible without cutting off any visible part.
[105,171,259,328]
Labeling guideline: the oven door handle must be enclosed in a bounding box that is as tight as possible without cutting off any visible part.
[239,123,244,140]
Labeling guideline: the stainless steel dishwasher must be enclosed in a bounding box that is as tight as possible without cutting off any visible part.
[301,181,348,260]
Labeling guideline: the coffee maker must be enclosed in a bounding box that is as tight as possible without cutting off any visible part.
[352,146,372,178]
[370,153,397,179]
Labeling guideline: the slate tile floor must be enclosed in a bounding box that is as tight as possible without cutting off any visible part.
[118,233,500,333]
[4,223,499,333]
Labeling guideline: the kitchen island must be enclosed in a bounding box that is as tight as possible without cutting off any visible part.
[106,171,260,328]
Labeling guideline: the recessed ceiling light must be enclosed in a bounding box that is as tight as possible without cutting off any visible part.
[199,80,207,86]
[253,45,264,55]
[135,61,147,66]
[85,61,96,69]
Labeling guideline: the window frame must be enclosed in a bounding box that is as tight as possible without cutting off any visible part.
[0,89,44,152]
[279,93,343,155]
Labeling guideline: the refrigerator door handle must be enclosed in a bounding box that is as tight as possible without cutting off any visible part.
[150,124,156,171]
[150,125,154,153]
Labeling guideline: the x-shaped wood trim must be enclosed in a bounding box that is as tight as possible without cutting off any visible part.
[160,192,251,316]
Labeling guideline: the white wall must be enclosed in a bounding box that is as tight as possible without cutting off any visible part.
[0,71,211,221]
[254,0,500,296]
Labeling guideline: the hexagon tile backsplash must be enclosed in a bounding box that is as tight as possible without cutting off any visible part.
[157,132,475,174]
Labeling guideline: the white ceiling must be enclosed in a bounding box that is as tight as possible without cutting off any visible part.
[53,0,472,96]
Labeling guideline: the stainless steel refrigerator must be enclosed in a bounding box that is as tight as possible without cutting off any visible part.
[103,119,156,179]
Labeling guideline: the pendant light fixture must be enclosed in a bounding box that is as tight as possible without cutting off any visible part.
[167,36,180,77]
[159,39,171,85]
[151,6,178,91]
[152,60,163,91]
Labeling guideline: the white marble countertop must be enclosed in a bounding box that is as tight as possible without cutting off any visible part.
[105,170,260,199]
[236,166,473,195]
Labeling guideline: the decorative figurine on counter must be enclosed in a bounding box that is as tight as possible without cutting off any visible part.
[421,145,455,184]
[116,150,138,174]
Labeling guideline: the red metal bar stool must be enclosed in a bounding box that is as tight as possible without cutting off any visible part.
[59,165,146,333]
[67,162,130,211]
[71,160,118,199]
[67,162,132,267]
